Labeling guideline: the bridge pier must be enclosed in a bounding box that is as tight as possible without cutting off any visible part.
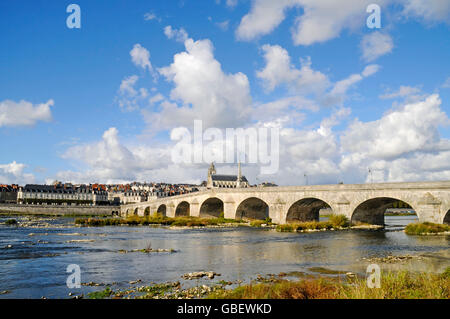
[189,199,200,217]
[269,200,286,224]
[416,193,442,224]
[166,203,176,218]
[223,201,236,219]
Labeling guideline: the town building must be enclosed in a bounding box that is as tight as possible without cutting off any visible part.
[0,185,18,203]
[206,162,249,188]
[17,184,109,206]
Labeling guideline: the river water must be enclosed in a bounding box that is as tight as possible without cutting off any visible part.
[0,215,449,298]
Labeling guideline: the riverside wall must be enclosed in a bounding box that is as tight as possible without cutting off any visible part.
[0,204,120,216]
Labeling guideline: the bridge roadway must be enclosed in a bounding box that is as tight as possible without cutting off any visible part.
[121,181,450,225]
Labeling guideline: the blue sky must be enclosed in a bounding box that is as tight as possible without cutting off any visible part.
[1,0,450,186]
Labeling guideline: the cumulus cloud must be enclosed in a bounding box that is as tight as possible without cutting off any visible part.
[0,161,35,184]
[236,1,449,46]
[236,0,381,45]
[361,32,394,62]
[341,94,449,160]
[57,94,450,185]
[154,37,252,129]
[0,99,53,127]
[256,44,329,94]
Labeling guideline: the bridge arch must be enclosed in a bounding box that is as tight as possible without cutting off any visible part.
[200,197,224,218]
[236,197,269,220]
[444,210,450,224]
[144,207,151,216]
[133,208,139,216]
[157,204,167,216]
[351,197,416,226]
[286,198,331,223]
[175,201,190,217]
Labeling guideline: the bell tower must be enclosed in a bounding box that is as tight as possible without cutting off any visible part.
[207,162,216,188]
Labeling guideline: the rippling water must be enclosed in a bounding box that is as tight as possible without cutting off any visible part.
[0,215,448,299]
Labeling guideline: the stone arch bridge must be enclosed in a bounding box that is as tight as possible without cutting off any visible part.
[121,181,450,225]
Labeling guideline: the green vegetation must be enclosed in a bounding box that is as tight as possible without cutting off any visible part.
[249,217,273,227]
[4,219,18,225]
[208,270,450,299]
[75,213,244,227]
[405,222,450,235]
[87,287,113,299]
[276,215,349,232]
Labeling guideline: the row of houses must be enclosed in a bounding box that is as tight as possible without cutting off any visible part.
[0,182,200,206]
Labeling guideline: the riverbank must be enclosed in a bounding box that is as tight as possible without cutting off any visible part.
[82,268,450,299]
[208,268,450,299]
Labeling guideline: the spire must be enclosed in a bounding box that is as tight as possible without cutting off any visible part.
[237,162,242,187]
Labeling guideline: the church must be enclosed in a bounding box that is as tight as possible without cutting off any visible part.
[206,163,249,188]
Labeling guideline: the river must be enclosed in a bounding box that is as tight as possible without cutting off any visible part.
[0,215,449,298]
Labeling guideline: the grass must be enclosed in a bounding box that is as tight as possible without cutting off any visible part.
[75,213,244,227]
[405,222,450,235]
[87,287,113,299]
[276,214,349,232]
[249,217,273,227]
[208,268,450,299]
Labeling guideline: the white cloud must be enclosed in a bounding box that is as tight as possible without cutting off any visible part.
[236,1,449,46]
[58,94,450,185]
[341,94,449,160]
[324,64,380,105]
[116,75,149,111]
[380,85,422,99]
[0,161,35,184]
[216,20,230,31]
[402,0,450,23]
[442,77,450,89]
[164,26,189,43]
[144,12,159,21]
[155,37,252,129]
[236,0,381,45]
[0,99,53,127]
[226,0,238,8]
[236,0,297,41]
[361,32,394,62]
[130,44,153,72]
[256,44,329,94]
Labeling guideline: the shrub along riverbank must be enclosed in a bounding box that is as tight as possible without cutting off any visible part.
[75,214,352,230]
[405,222,450,235]
[208,268,450,299]
[276,214,349,232]
[75,214,245,227]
